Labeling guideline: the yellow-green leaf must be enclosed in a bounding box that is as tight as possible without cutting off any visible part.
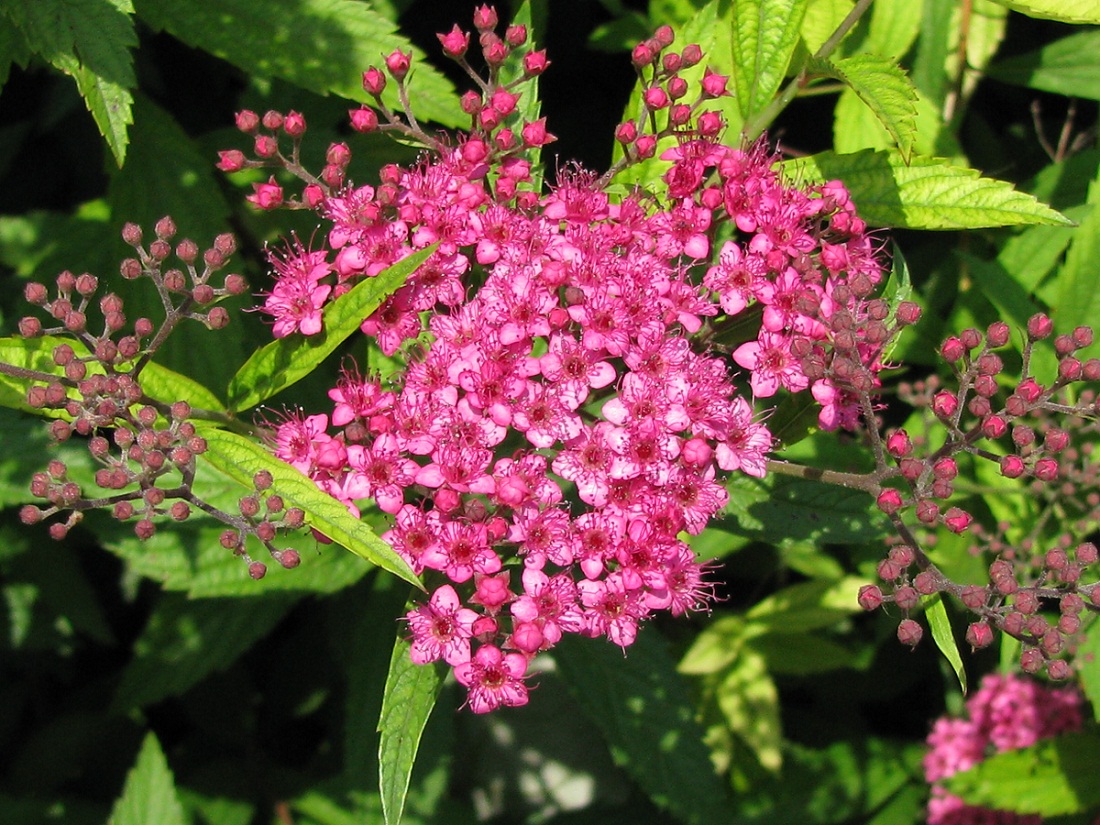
[818,54,918,160]
[784,149,1071,229]
[990,0,1100,24]
[198,426,421,589]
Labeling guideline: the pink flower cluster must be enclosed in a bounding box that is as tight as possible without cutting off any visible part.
[244,15,891,711]
[924,673,1084,824]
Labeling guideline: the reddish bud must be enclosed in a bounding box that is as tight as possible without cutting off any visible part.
[895,301,922,326]
[523,50,550,76]
[384,50,411,81]
[437,24,470,57]
[349,106,379,133]
[276,548,301,569]
[960,585,987,609]
[248,562,267,580]
[986,321,1010,348]
[943,507,972,533]
[1000,455,1026,478]
[981,415,1008,439]
[701,68,729,97]
[914,571,940,595]
[1027,313,1053,340]
[853,585,880,611]
[897,619,923,646]
[876,488,903,514]
[217,150,246,172]
[966,622,994,649]
[931,391,958,418]
[1033,457,1059,481]
[940,336,965,362]
[521,118,554,148]
[235,110,260,132]
[886,429,912,457]
[642,86,670,110]
[894,586,919,611]
[472,4,498,30]
[932,458,958,480]
[283,110,306,137]
[362,67,387,95]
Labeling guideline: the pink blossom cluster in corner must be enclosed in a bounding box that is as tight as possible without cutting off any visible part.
[243,20,891,711]
[924,673,1085,824]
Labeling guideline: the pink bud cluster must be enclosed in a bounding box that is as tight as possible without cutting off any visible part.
[233,12,895,711]
[8,221,304,575]
[859,320,1100,676]
[923,673,1084,824]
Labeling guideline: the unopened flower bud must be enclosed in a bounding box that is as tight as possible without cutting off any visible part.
[1000,454,1026,478]
[1027,313,1053,340]
[943,507,972,533]
[886,429,912,457]
[248,562,267,579]
[362,67,387,96]
[1033,457,1059,481]
[384,50,411,81]
[876,488,903,514]
[966,622,994,649]
[897,619,923,646]
[895,301,921,326]
[858,584,884,610]
[986,321,1010,347]
[932,391,958,418]
[940,336,965,362]
[894,586,919,611]
[275,548,300,569]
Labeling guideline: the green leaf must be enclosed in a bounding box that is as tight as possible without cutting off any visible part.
[227,246,431,412]
[377,636,444,825]
[732,0,810,119]
[818,54,918,160]
[783,149,1072,229]
[107,733,186,825]
[715,644,783,771]
[553,632,732,825]
[745,576,868,633]
[198,427,421,588]
[865,0,923,60]
[1078,619,1100,719]
[748,632,856,675]
[923,593,966,694]
[0,335,75,417]
[799,0,854,56]
[5,0,136,166]
[724,472,888,545]
[139,360,227,413]
[113,592,297,710]
[987,30,1100,101]
[880,242,912,362]
[134,0,464,127]
[989,0,1100,24]
[1055,166,1100,359]
[945,730,1100,816]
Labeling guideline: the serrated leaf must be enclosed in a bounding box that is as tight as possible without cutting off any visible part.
[818,54,918,160]
[134,0,464,127]
[987,29,1100,101]
[377,636,444,825]
[6,0,137,166]
[989,0,1100,24]
[227,246,431,412]
[198,427,421,588]
[800,0,853,56]
[732,0,810,119]
[724,472,888,545]
[108,732,186,825]
[923,593,967,694]
[553,633,731,825]
[783,150,1072,229]
[113,592,297,710]
[944,730,1100,816]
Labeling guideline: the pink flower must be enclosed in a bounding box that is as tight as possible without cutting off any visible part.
[733,330,809,397]
[454,644,530,713]
[407,584,478,665]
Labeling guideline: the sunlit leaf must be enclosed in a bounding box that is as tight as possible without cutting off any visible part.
[987,29,1100,101]
[945,731,1100,816]
[924,593,967,694]
[378,636,444,825]
[134,0,464,127]
[732,0,809,119]
[784,150,1071,229]
[227,246,431,412]
[198,427,421,588]
[816,54,918,160]
[989,0,1100,24]
[108,733,186,825]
